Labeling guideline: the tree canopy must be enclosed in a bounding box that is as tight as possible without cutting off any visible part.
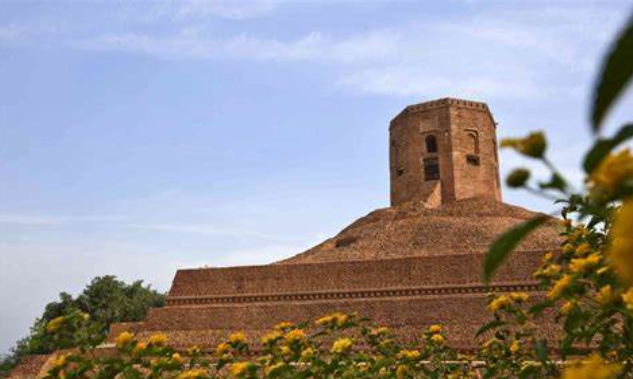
[0,276,165,377]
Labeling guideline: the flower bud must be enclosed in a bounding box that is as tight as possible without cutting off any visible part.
[506,168,531,188]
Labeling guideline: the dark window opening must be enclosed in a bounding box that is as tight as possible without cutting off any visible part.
[397,167,404,177]
[424,158,440,181]
[425,135,438,153]
[467,154,480,166]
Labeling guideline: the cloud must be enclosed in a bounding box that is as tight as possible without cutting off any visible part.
[0,212,305,241]
[0,214,124,226]
[0,24,25,43]
[137,0,282,22]
[335,67,542,100]
[124,223,296,241]
[170,0,281,20]
[69,3,626,101]
[78,28,402,63]
[1,2,625,101]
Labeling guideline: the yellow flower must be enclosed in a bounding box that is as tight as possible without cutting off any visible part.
[260,331,281,345]
[115,331,134,348]
[542,252,554,262]
[316,312,348,327]
[575,242,591,256]
[176,369,208,379]
[51,354,67,368]
[274,321,293,331]
[228,362,252,377]
[547,274,572,299]
[509,340,521,354]
[428,324,442,334]
[559,219,572,228]
[370,327,389,336]
[608,200,633,283]
[279,346,292,356]
[300,347,314,360]
[561,353,622,379]
[589,148,633,200]
[509,292,529,302]
[536,264,561,278]
[568,227,588,244]
[596,285,617,305]
[430,334,445,344]
[331,337,353,354]
[284,329,306,344]
[562,243,574,254]
[264,362,285,376]
[487,295,511,312]
[148,333,167,346]
[397,349,421,360]
[560,301,577,315]
[215,342,230,355]
[132,341,147,355]
[622,288,633,313]
[569,253,601,273]
[186,346,201,356]
[46,317,65,333]
[171,353,183,364]
[396,364,408,379]
[228,331,247,344]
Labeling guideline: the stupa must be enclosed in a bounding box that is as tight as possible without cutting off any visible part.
[107,98,561,350]
[10,98,562,379]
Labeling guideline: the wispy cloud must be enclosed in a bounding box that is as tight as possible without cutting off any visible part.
[336,67,542,100]
[0,214,124,226]
[65,3,624,101]
[124,223,294,241]
[78,28,402,63]
[0,212,303,242]
[0,24,26,43]
[133,0,283,22]
[0,3,624,100]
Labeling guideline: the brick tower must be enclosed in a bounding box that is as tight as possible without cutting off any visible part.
[390,98,502,207]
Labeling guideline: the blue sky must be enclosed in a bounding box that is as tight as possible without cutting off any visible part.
[1,0,632,354]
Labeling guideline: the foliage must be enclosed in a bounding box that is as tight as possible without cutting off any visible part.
[0,276,165,378]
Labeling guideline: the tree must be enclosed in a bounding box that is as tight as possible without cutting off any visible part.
[0,276,165,378]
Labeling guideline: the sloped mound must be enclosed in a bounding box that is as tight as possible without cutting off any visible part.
[279,198,561,264]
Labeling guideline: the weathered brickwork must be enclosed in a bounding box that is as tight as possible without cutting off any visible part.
[97,98,558,352]
[390,98,501,207]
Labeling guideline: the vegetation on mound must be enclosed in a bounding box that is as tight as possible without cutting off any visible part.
[0,276,165,378]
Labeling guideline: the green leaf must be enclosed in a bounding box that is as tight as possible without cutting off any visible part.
[592,15,633,132]
[519,364,539,379]
[483,215,549,283]
[475,319,506,337]
[538,173,567,192]
[534,339,550,363]
[583,124,633,173]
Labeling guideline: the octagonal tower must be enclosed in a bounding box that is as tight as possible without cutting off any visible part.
[390,98,502,207]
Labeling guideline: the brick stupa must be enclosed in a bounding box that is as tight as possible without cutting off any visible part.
[106,98,560,351]
[10,98,563,379]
